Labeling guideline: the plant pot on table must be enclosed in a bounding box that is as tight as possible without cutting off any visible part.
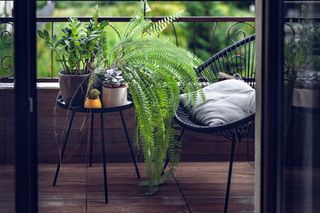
[102,85,128,107]
[59,71,91,106]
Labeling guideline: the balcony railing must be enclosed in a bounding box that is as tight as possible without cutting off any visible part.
[0,16,256,82]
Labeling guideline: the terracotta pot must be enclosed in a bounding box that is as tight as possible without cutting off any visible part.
[59,72,91,106]
[102,85,127,107]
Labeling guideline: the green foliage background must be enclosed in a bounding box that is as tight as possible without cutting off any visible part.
[0,1,254,78]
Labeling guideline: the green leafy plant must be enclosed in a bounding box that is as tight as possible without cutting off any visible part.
[93,2,203,194]
[37,6,108,75]
[285,5,320,74]
[283,15,320,143]
[285,19,320,89]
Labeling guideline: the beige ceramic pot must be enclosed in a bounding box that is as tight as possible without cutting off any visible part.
[102,85,128,107]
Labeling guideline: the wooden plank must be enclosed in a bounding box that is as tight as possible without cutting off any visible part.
[0,162,255,213]
[0,88,255,163]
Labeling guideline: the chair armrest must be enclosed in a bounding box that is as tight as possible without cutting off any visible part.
[219,72,236,80]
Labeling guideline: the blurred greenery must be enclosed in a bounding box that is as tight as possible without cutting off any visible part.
[0,1,255,78]
[184,2,255,59]
[36,1,47,9]
[0,24,14,78]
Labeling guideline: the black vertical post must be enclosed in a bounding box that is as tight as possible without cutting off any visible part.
[143,0,147,17]
[100,113,108,203]
[14,0,38,213]
[89,113,94,166]
[260,0,283,212]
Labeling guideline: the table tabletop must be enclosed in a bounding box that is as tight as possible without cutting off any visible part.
[56,94,134,113]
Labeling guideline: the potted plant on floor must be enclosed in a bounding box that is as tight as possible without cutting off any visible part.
[91,1,203,194]
[285,19,320,109]
[284,15,320,166]
[38,7,107,105]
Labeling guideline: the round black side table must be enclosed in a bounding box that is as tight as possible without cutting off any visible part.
[52,95,140,203]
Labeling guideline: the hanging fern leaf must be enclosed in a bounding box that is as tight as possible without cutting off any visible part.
[92,1,211,194]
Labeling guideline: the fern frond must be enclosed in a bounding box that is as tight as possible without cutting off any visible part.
[93,1,207,193]
[145,10,184,36]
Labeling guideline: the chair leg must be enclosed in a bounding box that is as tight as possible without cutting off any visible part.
[100,113,108,203]
[89,113,94,167]
[53,111,75,186]
[119,111,140,179]
[161,127,186,176]
[223,132,237,213]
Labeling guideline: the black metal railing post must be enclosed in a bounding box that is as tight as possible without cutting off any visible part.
[51,22,54,79]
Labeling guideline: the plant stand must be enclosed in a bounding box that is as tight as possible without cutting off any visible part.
[52,95,140,204]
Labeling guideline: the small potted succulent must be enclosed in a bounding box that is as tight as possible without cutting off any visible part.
[84,88,102,108]
[102,68,127,107]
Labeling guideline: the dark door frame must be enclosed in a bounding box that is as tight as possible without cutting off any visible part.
[14,0,38,212]
[11,0,287,212]
[259,0,284,212]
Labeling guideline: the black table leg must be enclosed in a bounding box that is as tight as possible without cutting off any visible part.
[89,113,94,167]
[53,111,75,186]
[100,113,108,203]
[119,111,140,179]
[223,131,237,213]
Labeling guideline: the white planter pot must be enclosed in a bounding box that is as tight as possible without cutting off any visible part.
[292,88,320,109]
[102,86,128,107]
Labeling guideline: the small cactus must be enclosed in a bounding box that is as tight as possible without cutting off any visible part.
[88,88,101,99]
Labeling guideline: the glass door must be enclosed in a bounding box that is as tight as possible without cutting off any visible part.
[259,1,320,212]
[283,1,320,212]
[0,1,15,212]
[0,0,38,212]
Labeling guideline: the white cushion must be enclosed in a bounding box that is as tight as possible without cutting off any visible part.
[180,79,255,126]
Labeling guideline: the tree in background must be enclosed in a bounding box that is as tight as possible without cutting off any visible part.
[184,2,255,60]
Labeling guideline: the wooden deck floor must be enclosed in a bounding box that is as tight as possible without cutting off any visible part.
[0,162,254,213]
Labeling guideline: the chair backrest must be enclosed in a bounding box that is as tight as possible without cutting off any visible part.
[196,34,256,88]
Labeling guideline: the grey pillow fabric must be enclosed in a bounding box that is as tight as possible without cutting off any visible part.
[180,79,255,126]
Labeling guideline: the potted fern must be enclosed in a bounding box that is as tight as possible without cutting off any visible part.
[102,68,127,107]
[38,7,107,105]
[92,2,202,194]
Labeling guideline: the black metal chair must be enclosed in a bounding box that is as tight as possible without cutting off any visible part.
[171,34,256,213]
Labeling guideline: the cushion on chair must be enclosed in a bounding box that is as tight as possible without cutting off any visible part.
[180,79,255,127]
